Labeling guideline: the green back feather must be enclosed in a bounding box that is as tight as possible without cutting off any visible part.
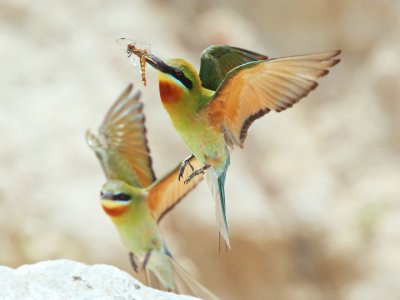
[199,45,268,91]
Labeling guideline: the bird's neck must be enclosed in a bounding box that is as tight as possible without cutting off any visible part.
[101,200,130,217]
[105,197,147,222]
[158,76,184,105]
[108,198,163,254]
[158,74,212,113]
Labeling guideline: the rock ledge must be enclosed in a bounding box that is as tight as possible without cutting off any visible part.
[0,259,200,300]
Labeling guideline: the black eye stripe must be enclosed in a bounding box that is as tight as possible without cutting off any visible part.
[112,193,131,201]
[165,66,193,89]
[151,58,193,89]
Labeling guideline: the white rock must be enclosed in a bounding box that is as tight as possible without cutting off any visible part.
[0,260,200,300]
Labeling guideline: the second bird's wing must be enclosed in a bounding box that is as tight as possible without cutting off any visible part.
[86,84,156,187]
[147,158,204,222]
[199,45,269,91]
[207,50,341,147]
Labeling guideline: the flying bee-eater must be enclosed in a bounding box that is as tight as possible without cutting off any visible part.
[124,44,341,248]
[86,84,215,297]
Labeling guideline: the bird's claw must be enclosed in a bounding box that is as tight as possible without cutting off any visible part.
[141,250,152,271]
[178,154,195,181]
[178,165,186,181]
[129,252,139,273]
[184,170,204,184]
[183,164,211,185]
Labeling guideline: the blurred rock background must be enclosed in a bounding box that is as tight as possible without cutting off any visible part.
[0,0,399,299]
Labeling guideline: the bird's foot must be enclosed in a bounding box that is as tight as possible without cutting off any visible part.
[141,250,153,271]
[129,252,139,273]
[184,164,211,184]
[178,154,195,181]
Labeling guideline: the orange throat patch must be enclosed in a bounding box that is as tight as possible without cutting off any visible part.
[101,200,129,217]
[158,78,182,104]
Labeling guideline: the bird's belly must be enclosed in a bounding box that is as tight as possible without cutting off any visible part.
[176,120,227,166]
[122,232,174,289]
[162,101,228,166]
[115,219,163,259]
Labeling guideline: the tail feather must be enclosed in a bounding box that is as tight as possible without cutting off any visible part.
[205,163,231,249]
[168,257,219,300]
[145,246,217,298]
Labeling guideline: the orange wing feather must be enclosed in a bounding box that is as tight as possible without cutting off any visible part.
[147,158,204,222]
[208,50,341,147]
[99,84,156,187]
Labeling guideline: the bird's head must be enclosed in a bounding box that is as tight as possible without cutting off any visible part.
[144,53,201,104]
[100,180,145,218]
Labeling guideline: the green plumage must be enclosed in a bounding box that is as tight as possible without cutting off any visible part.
[136,45,340,249]
[199,45,268,90]
[86,84,213,296]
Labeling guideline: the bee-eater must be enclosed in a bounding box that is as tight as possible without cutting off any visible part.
[126,44,341,248]
[86,84,214,296]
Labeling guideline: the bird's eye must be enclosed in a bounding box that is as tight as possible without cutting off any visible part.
[100,191,104,198]
[175,69,183,76]
[113,193,131,201]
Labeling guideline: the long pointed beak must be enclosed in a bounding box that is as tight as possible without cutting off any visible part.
[144,53,170,73]
[100,192,113,200]
[144,52,193,89]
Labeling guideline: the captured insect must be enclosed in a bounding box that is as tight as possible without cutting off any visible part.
[117,38,151,86]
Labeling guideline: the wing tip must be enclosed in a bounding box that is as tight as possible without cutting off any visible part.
[320,69,330,77]
[318,58,340,78]
[319,50,341,72]
[322,49,341,60]
[331,58,341,67]
[123,83,134,99]
[326,50,341,65]
[333,49,342,56]
[85,129,100,149]
[127,82,134,91]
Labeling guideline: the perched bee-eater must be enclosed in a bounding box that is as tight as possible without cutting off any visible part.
[125,44,341,248]
[86,84,214,297]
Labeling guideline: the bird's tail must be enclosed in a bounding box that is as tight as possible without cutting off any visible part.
[205,160,231,249]
[167,256,219,300]
[147,246,217,299]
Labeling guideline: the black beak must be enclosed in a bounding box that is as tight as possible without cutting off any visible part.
[100,191,113,200]
[122,43,194,89]
[144,53,193,89]
[144,53,171,73]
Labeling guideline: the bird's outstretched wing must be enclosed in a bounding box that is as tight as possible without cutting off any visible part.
[199,45,269,91]
[207,50,341,147]
[147,157,204,222]
[86,84,156,187]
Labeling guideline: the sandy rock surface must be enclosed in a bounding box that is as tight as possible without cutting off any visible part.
[0,260,199,300]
